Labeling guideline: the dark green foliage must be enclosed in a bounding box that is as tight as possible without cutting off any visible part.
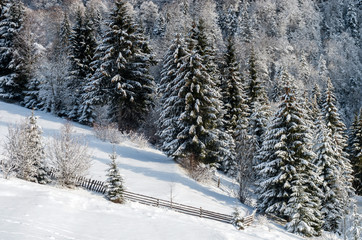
[348,109,362,195]
[256,74,323,236]
[246,49,270,148]
[220,37,249,176]
[157,34,190,156]
[67,8,97,123]
[88,0,155,132]
[321,79,355,231]
[0,0,27,101]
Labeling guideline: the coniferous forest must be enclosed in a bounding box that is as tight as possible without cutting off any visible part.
[0,0,361,237]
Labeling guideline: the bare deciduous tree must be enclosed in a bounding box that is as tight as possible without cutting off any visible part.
[48,122,91,187]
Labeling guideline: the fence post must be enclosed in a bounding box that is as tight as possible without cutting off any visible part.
[200,207,203,218]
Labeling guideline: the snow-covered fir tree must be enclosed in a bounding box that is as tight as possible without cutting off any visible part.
[220,36,249,177]
[67,8,97,123]
[256,72,323,237]
[313,113,345,233]
[172,20,226,166]
[246,49,270,149]
[157,34,190,157]
[4,121,35,181]
[321,79,355,225]
[87,0,155,132]
[348,108,362,195]
[0,0,27,101]
[3,111,49,183]
[24,110,50,184]
[192,19,233,167]
[105,149,125,204]
[346,202,362,240]
[67,9,87,120]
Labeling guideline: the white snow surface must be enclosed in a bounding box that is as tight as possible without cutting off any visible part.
[0,101,339,240]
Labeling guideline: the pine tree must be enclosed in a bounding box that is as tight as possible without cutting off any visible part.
[24,110,50,184]
[56,12,71,57]
[321,78,355,232]
[220,37,249,176]
[67,8,97,123]
[67,9,85,120]
[314,113,345,233]
[77,8,99,125]
[88,0,155,132]
[4,111,49,183]
[346,203,362,240]
[105,150,124,204]
[246,49,270,148]
[172,21,226,166]
[193,19,233,167]
[256,73,323,236]
[157,34,190,156]
[348,108,362,195]
[0,0,27,101]
[312,83,323,110]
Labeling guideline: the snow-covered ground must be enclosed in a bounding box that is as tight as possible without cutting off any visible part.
[0,101,357,239]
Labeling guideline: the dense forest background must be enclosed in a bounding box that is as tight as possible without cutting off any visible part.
[1,0,361,237]
[19,0,361,126]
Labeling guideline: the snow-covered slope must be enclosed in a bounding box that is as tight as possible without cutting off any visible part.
[0,101,303,239]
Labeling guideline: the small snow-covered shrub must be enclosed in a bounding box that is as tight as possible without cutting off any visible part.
[257,214,271,232]
[93,123,150,148]
[0,158,16,179]
[127,131,149,148]
[232,208,245,230]
[93,123,122,144]
[316,232,341,240]
[179,156,215,182]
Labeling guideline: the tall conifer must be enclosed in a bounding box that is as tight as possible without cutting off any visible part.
[256,72,323,236]
[87,0,155,131]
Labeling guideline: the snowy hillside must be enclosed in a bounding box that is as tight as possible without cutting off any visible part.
[0,101,306,240]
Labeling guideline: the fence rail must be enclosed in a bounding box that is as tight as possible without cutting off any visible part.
[73,175,237,224]
[0,161,255,227]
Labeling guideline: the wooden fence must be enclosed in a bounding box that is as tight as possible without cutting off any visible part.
[73,176,236,224]
[1,161,255,227]
[71,176,257,226]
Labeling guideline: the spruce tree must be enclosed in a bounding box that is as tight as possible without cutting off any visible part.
[346,203,362,240]
[193,19,233,167]
[24,111,50,184]
[314,113,345,233]
[4,111,49,183]
[322,80,354,232]
[246,49,270,148]
[105,150,125,204]
[348,108,362,195]
[157,34,190,156]
[220,37,249,176]
[172,21,226,166]
[67,8,97,123]
[256,73,323,236]
[88,0,155,131]
[77,8,98,125]
[0,0,27,101]
[67,9,85,120]
[56,12,71,57]
[322,79,354,213]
